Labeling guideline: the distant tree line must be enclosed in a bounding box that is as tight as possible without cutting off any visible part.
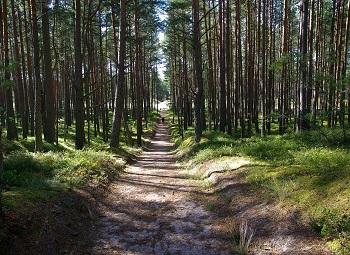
[0,0,167,151]
[164,0,350,141]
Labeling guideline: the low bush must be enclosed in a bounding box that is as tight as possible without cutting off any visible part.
[3,149,124,189]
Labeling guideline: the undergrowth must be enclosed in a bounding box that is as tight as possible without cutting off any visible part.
[0,110,161,220]
[173,125,350,254]
[0,110,166,255]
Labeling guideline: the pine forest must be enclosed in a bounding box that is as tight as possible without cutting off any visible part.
[1,0,350,254]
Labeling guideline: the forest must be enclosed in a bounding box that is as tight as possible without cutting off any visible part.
[1,0,350,254]
[166,0,350,142]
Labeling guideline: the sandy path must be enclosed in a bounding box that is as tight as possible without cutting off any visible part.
[89,124,230,255]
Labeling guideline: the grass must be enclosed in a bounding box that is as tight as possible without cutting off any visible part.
[237,220,255,255]
[0,110,162,252]
[2,147,124,190]
[173,125,350,254]
[1,110,161,209]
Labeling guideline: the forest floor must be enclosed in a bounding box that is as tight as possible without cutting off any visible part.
[0,122,335,255]
[86,123,333,255]
[87,124,231,254]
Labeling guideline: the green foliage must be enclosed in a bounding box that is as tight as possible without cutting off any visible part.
[173,124,350,253]
[269,53,291,72]
[3,149,124,189]
[3,151,59,188]
[3,187,60,209]
[310,208,350,254]
[0,79,15,90]
[0,62,18,90]
[1,109,160,211]
[53,149,124,185]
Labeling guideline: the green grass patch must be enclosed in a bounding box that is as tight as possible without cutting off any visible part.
[1,110,162,213]
[3,187,61,210]
[173,125,350,254]
[3,149,124,189]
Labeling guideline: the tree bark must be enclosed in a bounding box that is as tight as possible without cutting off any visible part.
[30,0,43,151]
[298,0,310,131]
[3,0,18,141]
[11,0,27,139]
[110,0,127,148]
[23,0,35,136]
[0,124,3,213]
[134,0,143,147]
[260,0,266,137]
[75,0,85,149]
[42,0,56,143]
[219,0,226,132]
[340,0,350,137]
[193,0,204,143]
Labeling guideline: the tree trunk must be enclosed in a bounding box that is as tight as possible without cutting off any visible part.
[260,0,266,137]
[11,0,27,139]
[327,0,336,128]
[30,0,43,151]
[193,0,204,143]
[226,0,232,135]
[0,1,4,214]
[3,0,18,141]
[297,0,309,131]
[247,0,253,137]
[219,0,226,132]
[280,0,288,134]
[24,0,35,136]
[340,0,350,138]
[134,0,143,147]
[42,0,56,143]
[110,0,127,148]
[75,0,85,149]
[0,124,3,214]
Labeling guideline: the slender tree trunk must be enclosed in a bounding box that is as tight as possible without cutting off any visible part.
[11,0,27,139]
[0,124,3,214]
[24,0,35,136]
[30,0,43,151]
[236,0,244,137]
[0,1,4,214]
[260,0,266,137]
[110,0,127,148]
[247,0,253,137]
[193,0,204,143]
[307,0,315,116]
[3,0,18,141]
[134,0,142,147]
[17,2,30,139]
[298,0,309,131]
[327,0,336,128]
[203,0,214,130]
[0,15,2,225]
[226,0,232,135]
[340,0,350,138]
[255,0,261,134]
[280,0,288,134]
[42,0,56,143]
[312,0,321,122]
[219,0,226,132]
[75,0,85,149]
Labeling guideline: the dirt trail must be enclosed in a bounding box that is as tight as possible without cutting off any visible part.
[89,124,230,255]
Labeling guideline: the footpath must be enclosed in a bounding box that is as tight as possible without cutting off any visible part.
[89,124,230,254]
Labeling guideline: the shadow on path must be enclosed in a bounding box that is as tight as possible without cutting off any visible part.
[89,124,230,255]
